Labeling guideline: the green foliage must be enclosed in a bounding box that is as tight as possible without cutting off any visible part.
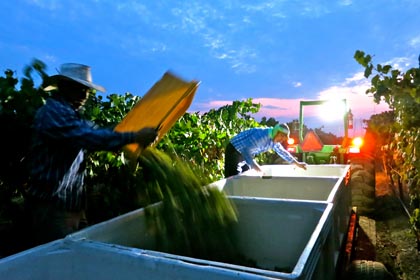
[81,89,264,221]
[0,59,51,227]
[362,111,395,156]
[0,60,271,228]
[354,50,420,236]
[0,59,49,120]
[0,59,49,200]
[82,99,263,213]
[138,148,240,262]
[82,92,141,128]
[157,99,262,181]
[260,116,278,126]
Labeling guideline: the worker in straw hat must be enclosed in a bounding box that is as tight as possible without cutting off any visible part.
[25,63,158,246]
[224,123,307,177]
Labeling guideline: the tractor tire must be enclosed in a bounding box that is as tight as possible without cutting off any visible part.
[345,260,394,280]
[350,155,376,216]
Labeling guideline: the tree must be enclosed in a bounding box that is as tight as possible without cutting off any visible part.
[354,50,420,239]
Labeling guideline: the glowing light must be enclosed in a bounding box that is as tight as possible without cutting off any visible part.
[352,137,364,147]
[349,147,360,153]
[317,99,347,121]
[287,138,295,145]
[287,147,296,153]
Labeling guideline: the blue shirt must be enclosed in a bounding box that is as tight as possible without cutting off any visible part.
[27,97,137,211]
[230,127,296,168]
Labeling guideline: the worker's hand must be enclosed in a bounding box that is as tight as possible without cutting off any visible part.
[295,161,307,170]
[252,163,263,173]
[135,127,158,148]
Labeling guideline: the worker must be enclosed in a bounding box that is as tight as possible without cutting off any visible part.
[224,123,307,177]
[25,63,158,246]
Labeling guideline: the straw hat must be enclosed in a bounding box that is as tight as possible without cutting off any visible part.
[45,63,106,92]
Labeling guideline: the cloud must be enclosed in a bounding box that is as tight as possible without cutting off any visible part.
[300,3,331,17]
[241,1,332,18]
[409,36,420,48]
[192,69,390,125]
[316,84,389,119]
[191,97,302,120]
[191,100,232,113]
[338,0,353,6]
[384,56,412,69]
[115,2,149,18]
[252,98,301,119]
[293,82,302,87]
[20,1,349,77]
[142,2,261,74]
[316,71,390,120]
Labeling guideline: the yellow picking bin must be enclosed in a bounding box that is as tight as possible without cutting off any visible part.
[114,71,200,157]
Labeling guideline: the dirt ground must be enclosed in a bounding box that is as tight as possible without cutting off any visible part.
[371,170,420,280]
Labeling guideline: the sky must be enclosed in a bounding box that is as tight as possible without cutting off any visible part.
[1,0,420,137]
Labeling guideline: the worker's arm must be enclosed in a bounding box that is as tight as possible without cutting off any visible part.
[293,161,307,170]
[273,143,307,170]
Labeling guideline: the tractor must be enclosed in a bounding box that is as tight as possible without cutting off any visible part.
[286,99,364,165]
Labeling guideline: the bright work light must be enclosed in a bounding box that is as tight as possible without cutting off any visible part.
[317,99,347,121]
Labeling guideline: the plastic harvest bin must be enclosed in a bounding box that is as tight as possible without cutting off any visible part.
[241,164,351,178]
[210,165,352,272]
[0,198,334,280]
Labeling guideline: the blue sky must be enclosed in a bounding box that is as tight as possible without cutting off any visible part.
[1,0,420,136]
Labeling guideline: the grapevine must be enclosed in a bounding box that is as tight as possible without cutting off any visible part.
[354,50,420,243]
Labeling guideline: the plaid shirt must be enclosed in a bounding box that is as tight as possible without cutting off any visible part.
[230,127,296,168]
[27,97,137,211]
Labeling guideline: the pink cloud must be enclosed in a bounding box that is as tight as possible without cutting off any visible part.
[191,100,233,113]
[190,73,391,132]
[251,98,301,119]
[316,84,390,120]
[191,98,304,120]
[191,94,389,122]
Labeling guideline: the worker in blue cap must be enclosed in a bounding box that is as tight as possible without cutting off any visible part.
[224,123,307,177]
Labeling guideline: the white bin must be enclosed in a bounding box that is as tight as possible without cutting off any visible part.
[209,165,352,271]
[241,164,351,178]
[70,198,335,280]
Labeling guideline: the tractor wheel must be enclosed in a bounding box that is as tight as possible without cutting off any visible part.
[345,260,393,280]
[350,155,376,216]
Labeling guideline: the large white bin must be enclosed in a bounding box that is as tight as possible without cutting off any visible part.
[0,238,296,280]
[212,176,343,202]
[0,198,334,280]
[0,199,335,280]
[210,165,352,270]
[72,198,334,280]
[241,164,351,178]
